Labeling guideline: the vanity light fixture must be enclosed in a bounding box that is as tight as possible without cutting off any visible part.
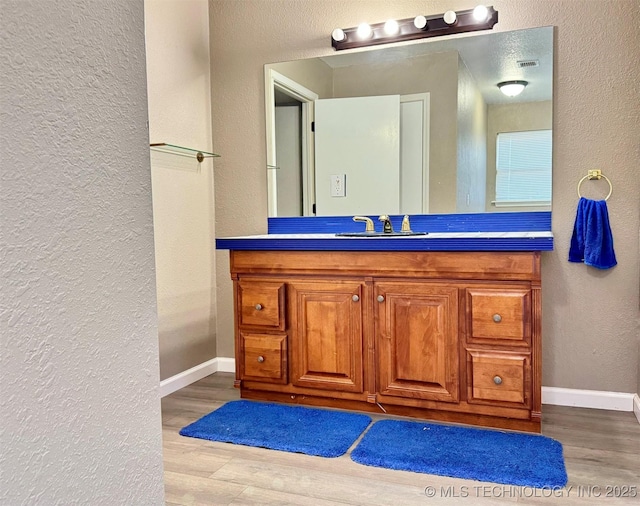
[331,28,346,42]
[472,4,490,21]
[331,5,498,51]
[498,80,528,97]
[357,22,373,39]
[413,15,428,29]
[384,19,400,36]
[443,10,457,25]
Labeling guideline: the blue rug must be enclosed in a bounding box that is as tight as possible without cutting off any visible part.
[351,420,568,488]
[179,400,372,458]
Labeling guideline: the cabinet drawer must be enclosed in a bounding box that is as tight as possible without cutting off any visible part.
[238,280,285,329]
[240,332,287,384]
[467,288,530,344]
[467,350,530,407]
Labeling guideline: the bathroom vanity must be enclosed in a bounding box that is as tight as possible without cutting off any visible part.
[219,220,550,433]
[220,22,555,433]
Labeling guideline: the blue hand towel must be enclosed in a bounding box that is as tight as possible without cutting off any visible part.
[569,197,617,269]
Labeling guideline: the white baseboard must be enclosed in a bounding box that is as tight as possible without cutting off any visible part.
[542,386,636,412]
[160,357,235,398]
[161,361,638,417]
[215,357,236,373]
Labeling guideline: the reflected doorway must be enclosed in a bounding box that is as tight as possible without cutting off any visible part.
[265,69,317,216]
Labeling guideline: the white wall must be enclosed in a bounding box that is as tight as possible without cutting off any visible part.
[145,0,217,380]
[1,0,164,503]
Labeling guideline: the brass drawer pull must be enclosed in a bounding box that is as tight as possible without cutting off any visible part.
[352,294,360,302]
[257,356,265,363]
[493,314,502,323]
[377,295,385,302]
[255,304,263,310]
[493,375,502,385]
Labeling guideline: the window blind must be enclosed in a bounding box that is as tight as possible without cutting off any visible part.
[495,129,552,206]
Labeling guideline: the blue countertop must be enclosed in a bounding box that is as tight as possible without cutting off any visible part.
[216,213,554,252]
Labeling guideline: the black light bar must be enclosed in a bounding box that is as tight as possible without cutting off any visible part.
[331,6,498,51]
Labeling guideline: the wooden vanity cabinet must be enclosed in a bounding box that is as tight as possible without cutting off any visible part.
[230,250,542,432]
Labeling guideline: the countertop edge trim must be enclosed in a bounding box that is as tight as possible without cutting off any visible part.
[216,237,554,252]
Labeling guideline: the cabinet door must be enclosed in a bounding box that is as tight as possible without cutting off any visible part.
[376,282,459,403]
[289,280,364,393]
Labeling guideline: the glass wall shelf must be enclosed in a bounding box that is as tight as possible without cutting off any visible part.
[150,143,220,162]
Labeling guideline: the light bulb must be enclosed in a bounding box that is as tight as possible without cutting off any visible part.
[443,10,457,25]
[384,19,399,36]
[331,28,346,42]
[413,15,427,29]
[473,5,489,22]
[357,23,372,39]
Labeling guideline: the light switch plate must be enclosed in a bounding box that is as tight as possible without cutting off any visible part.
[330,174,346,197]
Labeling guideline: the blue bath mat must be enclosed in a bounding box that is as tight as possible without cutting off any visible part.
[351,420,567,488]
[179,400,371,458]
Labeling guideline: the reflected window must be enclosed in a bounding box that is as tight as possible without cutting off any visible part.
[495,130,552,206]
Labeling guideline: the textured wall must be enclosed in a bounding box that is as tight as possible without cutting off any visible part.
[1,0,165,504]
[210,0,640,393]
[145,0,217,380]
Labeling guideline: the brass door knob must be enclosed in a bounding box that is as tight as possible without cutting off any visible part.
[493,314,502,323]
[255,304,263,310]
[352,295,360,302]
[257,356,265,363]
[377,295,385,302]
[493,375,502,385]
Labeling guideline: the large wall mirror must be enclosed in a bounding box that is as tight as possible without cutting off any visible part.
[265,26,553,217]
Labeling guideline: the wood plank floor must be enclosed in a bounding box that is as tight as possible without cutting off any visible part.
[162,373,640,505]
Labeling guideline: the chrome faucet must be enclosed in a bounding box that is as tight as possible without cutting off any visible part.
[378,215,393,234]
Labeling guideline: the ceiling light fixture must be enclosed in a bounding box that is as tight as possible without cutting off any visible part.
[331,5,498,51]
[497,80,528,97]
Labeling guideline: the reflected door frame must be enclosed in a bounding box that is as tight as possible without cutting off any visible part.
[265,69,318,217]
[400,93,430,214]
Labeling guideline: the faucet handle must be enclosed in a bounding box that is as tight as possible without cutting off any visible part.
[401,215,412,232]
[353,216,374,232]
[378,215,394,233]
